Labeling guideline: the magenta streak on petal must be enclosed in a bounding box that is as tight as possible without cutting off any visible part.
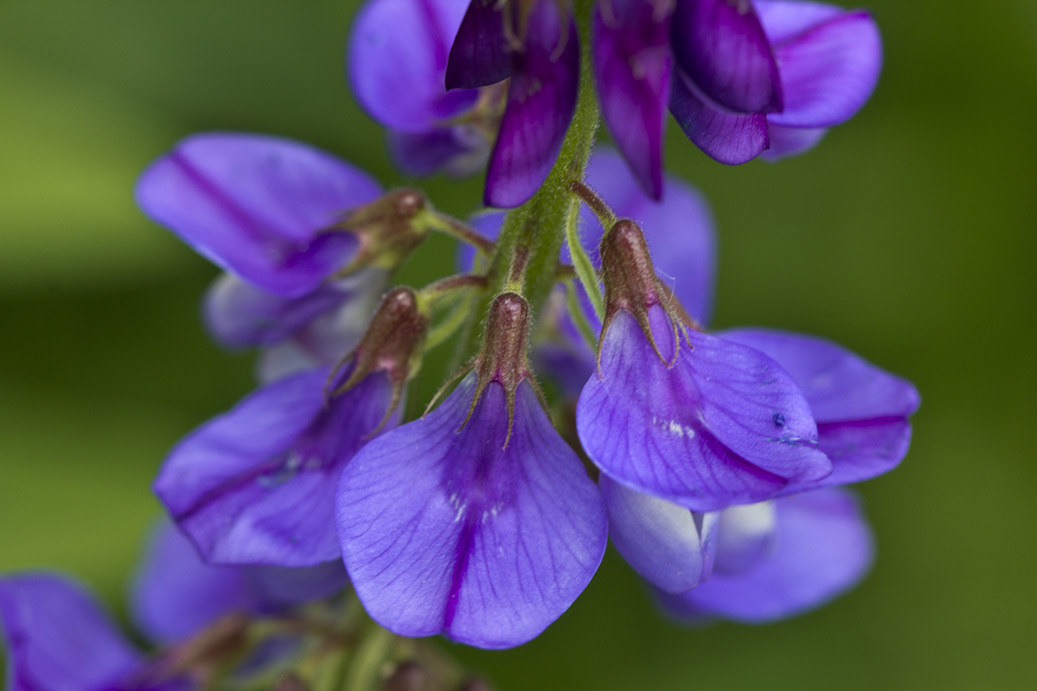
[169,149,275,249]
[443,519,477,629]
[169,451,297,525]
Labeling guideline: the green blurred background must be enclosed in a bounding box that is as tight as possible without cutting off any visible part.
[1,0,1034,688]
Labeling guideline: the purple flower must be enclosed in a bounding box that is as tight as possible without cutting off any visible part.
[0,573,150,691]
[132,521,346,644]
[156,288,427,566]
[576,221,831,511]
[0,527,345,689]
[595,0,881,196]
[137,132,381,297]
[155,364,395,566]
[336,294,607,648]
[656,488,874,622]
[136,133,425,376]
[349,0,495,177]
[447,0,580,206]
[597,330,914,610]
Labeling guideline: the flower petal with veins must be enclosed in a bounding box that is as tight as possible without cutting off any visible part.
[337,375,606,648]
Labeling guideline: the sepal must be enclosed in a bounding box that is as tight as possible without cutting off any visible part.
[598,219,684,367]
[329,189,429,275]
[331,286,429,433]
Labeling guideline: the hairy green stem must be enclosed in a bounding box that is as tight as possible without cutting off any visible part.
[457,0,601,360]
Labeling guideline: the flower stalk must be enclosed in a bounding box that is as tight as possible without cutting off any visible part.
[460,0,601,359]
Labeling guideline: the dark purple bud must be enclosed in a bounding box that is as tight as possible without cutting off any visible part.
[670,0,783,114]
[447,0,511,89]
[669,70,770,164]
[592,0,674,199]
[484,0,580,207]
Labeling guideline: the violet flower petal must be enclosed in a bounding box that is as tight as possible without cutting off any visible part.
[445,0,511,89]
[592,0,673,199]
[387,126,491,178]
[711,500,777,575]
[350,0,477,132]
[601,476,717,593]
[255,268,388,383]
[155,367,396,566]
[670,71,770,164]
[0,573,141,691]
[136,133,379,297]
[131,521,347,645]
[759,124,826,159]
[721,328,920,489]
[337,375,606,648]
[245,561,348,610]
[753,0,842,42]
[203,274,353,349]
[576,308,830,511]
[670,0,783,114]
[658,488,873,622]
[762,7,882,128]
[130,521,257,644]
[484,2,580,207]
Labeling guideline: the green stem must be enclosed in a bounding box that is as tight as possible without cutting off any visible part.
[564,202,605,321]
[565,279,600,350]
[457,0,601,358]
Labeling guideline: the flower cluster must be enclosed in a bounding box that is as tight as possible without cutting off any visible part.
[351,0,880,204]
[2,0,916,688]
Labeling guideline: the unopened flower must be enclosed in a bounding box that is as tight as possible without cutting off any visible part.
[337,293,606,648]
[438,0,880,199]
[596,0,881,195]
[446,0,580,206]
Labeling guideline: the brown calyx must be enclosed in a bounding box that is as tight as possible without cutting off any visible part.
[598,219,686,368]
[329,188,429,276]
[330,286,429,434]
